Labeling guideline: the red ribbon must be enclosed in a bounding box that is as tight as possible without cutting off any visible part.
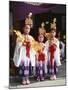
[49,44,56,66]
[23,40,31,58]
[38,51,45,61]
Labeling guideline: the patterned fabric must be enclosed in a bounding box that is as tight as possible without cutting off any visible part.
[36,61,45,77]
[47,43,58,75]
[47,60,58,75]
[19,58,32,77]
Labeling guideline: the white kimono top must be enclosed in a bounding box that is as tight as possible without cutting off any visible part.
[45,38,61,66]
[13,35,36,67]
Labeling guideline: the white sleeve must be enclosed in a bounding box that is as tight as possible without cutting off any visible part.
[13,39,22,67]
[30,49,36,67]
[45,40,49,54]
[55,40,61,66]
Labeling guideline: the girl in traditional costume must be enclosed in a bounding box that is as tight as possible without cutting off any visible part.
[35,33,47,81]
[45,29,61,80]
[13,25,36,85]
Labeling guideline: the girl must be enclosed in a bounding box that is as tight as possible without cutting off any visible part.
[45,29,61,80]
[36,34,47,81]
[13,25,36,85]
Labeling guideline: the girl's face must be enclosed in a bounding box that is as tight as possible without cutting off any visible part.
[51,30,56,38]
[24,25,30,34]
[38,34,44,42]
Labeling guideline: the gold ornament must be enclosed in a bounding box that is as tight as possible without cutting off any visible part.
[38,22,46,36]
[13,30,25,43]
[13,30,44,52]
[25,12,33,28]
[45,33,51,40]
[50,18,57,30]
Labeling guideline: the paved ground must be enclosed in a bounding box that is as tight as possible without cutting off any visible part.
[9,61,66,89]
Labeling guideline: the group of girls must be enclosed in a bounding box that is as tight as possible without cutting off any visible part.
[13,24,61,85]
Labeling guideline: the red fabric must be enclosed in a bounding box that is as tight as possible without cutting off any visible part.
[38,51,45,61]
[23,40,31,58]
[49,44,56,66]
